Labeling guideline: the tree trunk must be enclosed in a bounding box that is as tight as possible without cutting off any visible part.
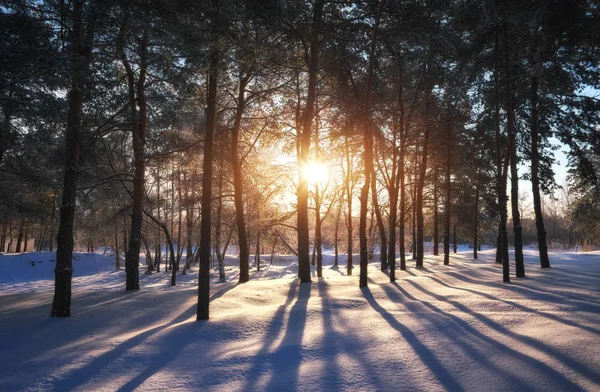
[473,185,479,260]
[121,21,148,291]
[215,157,224,280]
[315,183,323,277]
[51,0,90,317]
[453,223,457,253]
[142,233,154,272]
[416,127,430,269]
[0,222,6,252]
[115,224,120,269]
[23,219,29,252]
[371,174,387,271]
[231,74,250,283]
[297,0,323,285]
[155,169,161,272]
[504,25,525,278]
[443,128,452,265]
[197,15,219,320]
[256,230,261,272]
[15,223,23,253]
[334,203,341,266]
[530,75,550,268]
[433,168,439,256]
[345,135,353,275]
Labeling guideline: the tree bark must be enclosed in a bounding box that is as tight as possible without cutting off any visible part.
[504,25,525,278]
[51,0,92,317]
[443,127,452,265]
[297,0,323,284]
[530,75,550,268]
[433,167,439,256]
[416,127,430,269]
[121,20,149,291]
[197,8,219,320]
[231,74,250,283]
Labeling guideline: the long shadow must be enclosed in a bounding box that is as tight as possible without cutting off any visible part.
[51,283,238,391]
[405,279,600,387]
[316,280,345,390]
[444,271,600,313]
[241,280,299,391]
[361,286,465,392]
[264,282,311,391]
[115,321,206,391]
[425,275,600,335]
[379,283,534,390]
[474,265,595,290]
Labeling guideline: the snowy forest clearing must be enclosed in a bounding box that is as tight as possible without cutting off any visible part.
[0,250,599,391]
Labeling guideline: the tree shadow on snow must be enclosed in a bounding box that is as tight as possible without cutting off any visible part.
[51,283,238,391]
[403,279,599,388]
[361,285,465,392]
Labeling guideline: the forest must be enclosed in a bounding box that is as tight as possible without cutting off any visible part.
[1,1,600,389]
[1,0,599,315]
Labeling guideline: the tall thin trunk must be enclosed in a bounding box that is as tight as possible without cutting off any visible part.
[345,135,353,275]
[473,184,479,260]
[52,0,91,317]
[176,165,183,269]
[197,7,219,320]
[231,75,250,283]
[433,167,439,256]
[256,230,261,272]
[297,0,323,284]
[115,223,120,269]
[416,128,430,269]
[443,127,452,266]
[215,157,224,280]
[504,25,525,278]
[315,183,323,277]
[122,20,148,291]
[15,223,23,253]
[334,203,341,266]
[531,75,550,268]
[23,219,29,252]
[359,2,381,287]
[0,222,6,252]
[453,223,457,253]
[412,158,417,260]
[371,174,387,271]
[155,169,161,272]
[399,146,406,271]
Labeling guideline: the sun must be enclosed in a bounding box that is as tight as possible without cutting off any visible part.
[302,160,329,186]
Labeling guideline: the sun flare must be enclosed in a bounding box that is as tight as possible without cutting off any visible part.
[303,160,329,186]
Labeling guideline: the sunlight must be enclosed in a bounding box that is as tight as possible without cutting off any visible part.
[302,160,329,186]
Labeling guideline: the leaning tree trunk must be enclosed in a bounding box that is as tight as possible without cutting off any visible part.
[371,174,388,271]
[51,0,90,317]
[530,75,550,268]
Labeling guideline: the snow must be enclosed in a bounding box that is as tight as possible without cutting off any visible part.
[0,249,599,391]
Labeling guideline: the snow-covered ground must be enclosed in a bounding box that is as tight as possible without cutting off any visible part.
[0,249,599,391]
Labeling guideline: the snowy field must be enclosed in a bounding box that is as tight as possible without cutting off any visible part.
[0,249,599,391]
